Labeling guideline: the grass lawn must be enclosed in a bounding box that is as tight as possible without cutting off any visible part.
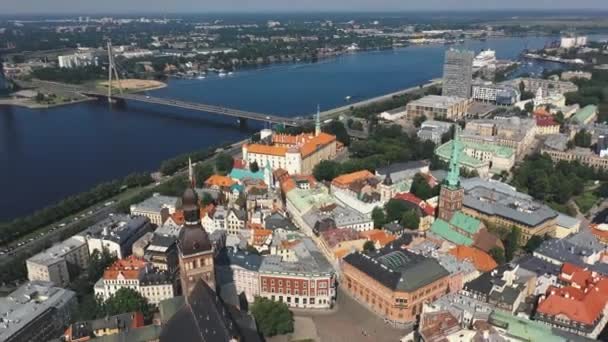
[575,192,600,214]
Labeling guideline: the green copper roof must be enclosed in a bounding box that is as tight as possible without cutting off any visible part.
[435,139,515,169]
[490,311,567,342]
[229,168,264,181]
[572,105,598,124]
[446,126,463,188]
[449,212,482,235]
[430,218,474,246]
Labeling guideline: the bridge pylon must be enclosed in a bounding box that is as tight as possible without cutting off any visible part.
[107,40,123,103]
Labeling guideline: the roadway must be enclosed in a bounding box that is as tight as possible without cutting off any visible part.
[315,79,442,120]
[0,139,246,265]
[110,92,304,126]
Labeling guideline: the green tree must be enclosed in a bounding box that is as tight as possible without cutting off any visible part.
[313,160,341,182]
[489,247,506,265]
[215,153,234,175]
[371,207,386,229]
[194,163,214,187]
[400,209,420,230]
[410,173,436,200]
[87,249,117,282]
[574,129,592,147]
[363,240,376,253]
[384,199,410,223]
[201,192,214,206]
[524,101,535,114]
[323,120,350,146]
[524,235,545,253]
[101,288,154,322]
[251,297,294,337]
[505,227,521,262]
[249,161,260,173]
[413,114,427,128]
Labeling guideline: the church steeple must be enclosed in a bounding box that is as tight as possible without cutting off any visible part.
[438,125,465,222]
[315,104,321,136]
[446,125,463,189]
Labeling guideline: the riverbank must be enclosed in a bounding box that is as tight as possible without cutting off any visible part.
[0,95,93,109]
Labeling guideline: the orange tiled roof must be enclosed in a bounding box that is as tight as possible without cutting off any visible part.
[204,174,236,188]
[251,228,272,245]
[590,224,608,242]
[537,264,608,326]
[103,256,147,280]
[449,245,498,272]
[360,230,396,247]
[534,107,551,116]
[300,132,336,157]
[331,170,375,188]
[171,210,185,225]
[537,285,608,325]
[246,144,288,157]
[201,204,215,218]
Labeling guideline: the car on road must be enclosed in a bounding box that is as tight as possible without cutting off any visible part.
[104,201,115,207]
[88,210,93,215]
[59,223,66,227]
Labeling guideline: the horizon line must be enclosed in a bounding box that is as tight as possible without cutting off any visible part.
[3,8,608,16]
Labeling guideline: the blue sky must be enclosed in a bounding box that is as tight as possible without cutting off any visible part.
[2,0,608,14]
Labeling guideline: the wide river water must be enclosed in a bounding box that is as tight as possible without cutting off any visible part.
[0,35,602,221]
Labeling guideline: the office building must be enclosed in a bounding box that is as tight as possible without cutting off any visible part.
[0,281,77,342]
[442,49,474,98]
[406,95,471,120]
[58,52,98,69]
[461,117,536,158]
[460,178,558,244]
[215,247,263,303]
[501,77,578,98]
[417,120,453,144]
[130,195,179,225]
[472,84,520,105]
[259,238,336,309]
[85,214,153,259]
[26,237,89,287]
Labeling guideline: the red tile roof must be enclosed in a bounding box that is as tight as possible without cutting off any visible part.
[103,256,147,280]
[204,174,236,188]
[393,192,436,216]
[449,245,498,272]
[537,263,608,326]
[535,115,559,127]
[359,230,397,247]
[331,170,375,189]
[321,228,361,248]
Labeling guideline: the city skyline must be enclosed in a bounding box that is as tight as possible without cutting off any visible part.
[3,0,608,15]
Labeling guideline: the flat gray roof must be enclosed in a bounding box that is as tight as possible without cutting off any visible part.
[27,237,86,267]
[260,238,333,276]
[0,281,76,341]
[461,178,557,228]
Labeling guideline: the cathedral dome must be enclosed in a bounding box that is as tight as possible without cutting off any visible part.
[179,225,212,256]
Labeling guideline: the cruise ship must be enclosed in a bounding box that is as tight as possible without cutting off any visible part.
[473,49,497,69]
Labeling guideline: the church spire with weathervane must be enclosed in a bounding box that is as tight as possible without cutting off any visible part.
[315,104,321,136]
[446,125,463,189]
[438,124,465,221]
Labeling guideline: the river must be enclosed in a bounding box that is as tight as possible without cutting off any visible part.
[0,35,601,221]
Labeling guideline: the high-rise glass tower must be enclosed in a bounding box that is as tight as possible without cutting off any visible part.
[442,49,474,99]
